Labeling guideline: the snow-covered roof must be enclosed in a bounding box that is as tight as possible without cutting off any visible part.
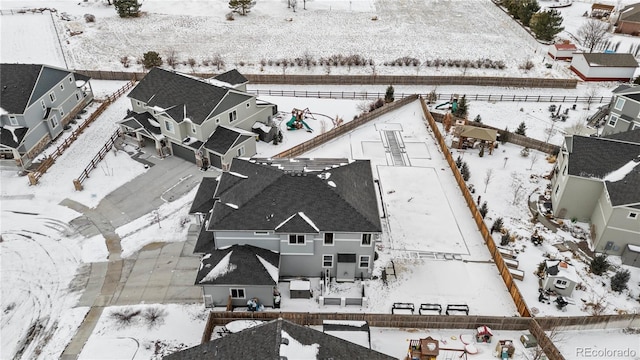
[603,158,640,182]
[195,245,279,286]
[290,280,311,291]
[545,260,581,283]
[280,330,319,359]
[199,251,236,283]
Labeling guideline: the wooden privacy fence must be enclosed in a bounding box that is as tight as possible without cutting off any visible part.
[418,97,532,318]
[273,95,418,158]
[250,89,611,104]
[73,129,122,191]
[27,79,135,186]
[73,69,578,89]
[430,112,561,155]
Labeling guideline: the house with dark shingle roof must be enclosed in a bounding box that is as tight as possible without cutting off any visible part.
[0,63,93,167]
[188,158,382,307]
[550,130,640,256]
[616,2,640,36]
[163,318,395,360]
[602,85,640,135]
[117,68,276,169]
[569,53,638,81]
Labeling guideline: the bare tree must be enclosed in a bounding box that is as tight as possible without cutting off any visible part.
[585,86,599,110]
[528,153,539,170]
[530,327,565,360]
[511,172,524,205]
[565,116,589,136]
[483,169,494,193]
[577,19,611,53]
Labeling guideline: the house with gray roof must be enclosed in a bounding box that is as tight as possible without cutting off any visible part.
[616,2,640,36]
[602,85,640,135]
[163,318,395,360]
[0,63,93,167]
[569,53,638,81]
[189,158,382,307]
[118,68,276,169]
[550,130,640,256]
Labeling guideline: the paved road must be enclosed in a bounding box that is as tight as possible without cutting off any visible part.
[60,153,218,359]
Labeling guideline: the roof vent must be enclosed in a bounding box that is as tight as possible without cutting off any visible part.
[281,337,289,345]
[633,155,640,163]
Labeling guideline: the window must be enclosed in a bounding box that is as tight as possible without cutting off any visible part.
[289,234,305,245]
[75,93,80,101]
[614,97,625,111]
[50,115,59,129]
[361,234,372,246]
[324,233,334,245]
[49,92,56,102]
[359,255,370,268]
[8,116,18,126]
[191,124,197,134]
[60,108,64,117]
[246,103,250,108]
[322,255,333,268]
[254,231,269,235]
[41,99,46,110]
[554,279,568,289]
[562,165,567,176]
[60,83,64,91]
[555,185,559,194]
[68,76,73,83]
[237,146,245,157]
[215,118,220,124]
[629,212,638,220]
[229,110,237,123]
[230,288,245,299]
[136,101,141,106]
[165,120,174,133]
[608,114,618,127]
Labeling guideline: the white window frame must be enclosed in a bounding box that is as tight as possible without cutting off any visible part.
[215,118,220,124]
[41,99,46,110]
[230,288,246,299]
[629,212,638,220]
[75,93,80,101]
[165,120,174,133]
[229,110,237,123]
[359,255,370,268]
[191,124,197,134]
[246,102,250,108]
[50,115,59,129]
[288,234,305,245]
[254,231,269,235]
[554,279,568,289]
[361,233,372,246]
[60,83,64,91]
[322,255,333,268]
[608,114,618,127]
[136,100,141,106]
[60,108,64,117]
[68,76,73,83]
[8,116,18,126]
[614,97,625,111]
[237,146,245,157]
[49,92,56,102]
[323,233,334,246]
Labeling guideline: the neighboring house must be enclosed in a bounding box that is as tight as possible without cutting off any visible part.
[118,68,276,169]
[616,2,640,35]
[569,53,639,81]
[0,63,93,167]
[591,3,615,19]
[548,42,577,60]
[550,130,640,256]
[602,84,640,135]
[542,260,580,297]
[163,318,395,360]
[189,158,382,307]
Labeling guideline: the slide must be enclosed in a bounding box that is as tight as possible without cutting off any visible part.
[435,101,451,110]
[286,116,297,129]
[300,119,313,132]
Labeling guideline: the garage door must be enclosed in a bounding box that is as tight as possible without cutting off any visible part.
[171,142,196,163]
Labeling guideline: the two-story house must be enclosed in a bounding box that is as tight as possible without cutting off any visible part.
[550,130,640,256]
[189,158,383,308]
[0,64,93,167]
[602,85,640,135]
[118,68,276,170]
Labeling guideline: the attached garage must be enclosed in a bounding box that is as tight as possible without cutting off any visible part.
[171,142,196,163]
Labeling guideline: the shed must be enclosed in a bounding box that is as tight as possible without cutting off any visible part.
[289,279,311,298]
[251,121,280,143]
[570,53,639,81]
[548,42,578,60]
[621,244,640,267]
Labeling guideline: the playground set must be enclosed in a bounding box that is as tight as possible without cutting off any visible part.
[287,108,314,132]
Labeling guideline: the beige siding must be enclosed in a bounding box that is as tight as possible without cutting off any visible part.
[595,206,640,255]
[553,176,603,221]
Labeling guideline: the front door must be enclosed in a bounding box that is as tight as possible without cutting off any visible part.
[336,253,356,282]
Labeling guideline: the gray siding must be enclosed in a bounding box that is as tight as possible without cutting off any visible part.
[214,231,280,252]
[202,284,274,308]
[552,176,603,221]
[220,137,257,166]
[595,206,640,255]
[603,95,640,135]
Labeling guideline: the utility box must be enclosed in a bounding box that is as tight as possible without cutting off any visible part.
[520,333,538,348]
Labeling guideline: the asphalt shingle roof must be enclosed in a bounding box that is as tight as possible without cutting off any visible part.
[581,53,639,68]
[620,3,640,23]
[195,244,279,285]
[163,318,395,360]
[120,111,162,135]
[189,177,219,215]
[205,159,382,233]
[568,134,640,207]
[203,126,251,155]
[127,68,249,125]
[0,126,28,148]
[1,64,42,114]
[213,69,248,86]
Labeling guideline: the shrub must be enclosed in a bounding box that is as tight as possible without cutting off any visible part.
[187,58,197,68]
[120,56,131,68]
[515,121,527,136]
[84,13,95,22]
[142,51,163,69]
[520,147,530,157]
[500,230,510,246]
[474,114,482,123]
[143,307,167,328]
[479,202,488,218]
[226,12,235,21]
[460,162,471,181]
[611,269,630,292]
[491,217,503,233]
[384,85,395,103]
[166,51,178,69]
[519,60,535,71]
[590,254,609,276]
[455,155,463,169]
[110,308,141,327]
[211,54,225,70]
